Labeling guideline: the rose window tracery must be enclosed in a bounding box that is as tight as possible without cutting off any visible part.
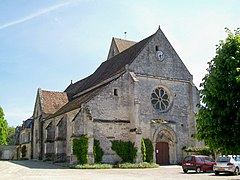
[151,87,170,112]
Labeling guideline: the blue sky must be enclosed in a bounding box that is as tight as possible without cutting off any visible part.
[0,0,239,127]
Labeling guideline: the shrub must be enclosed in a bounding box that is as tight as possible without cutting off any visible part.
[94,139,104,163]
[21,145,27,158]
[144,139,154,162]
[74,164,112,169]
[72,135,89,164]
[183,146,212,156]
[72,163,159,169]
[141,139,146,162]
[118,162,159,169]
[111,140,137,163]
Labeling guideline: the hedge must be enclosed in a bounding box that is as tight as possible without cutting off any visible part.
[111,140,137,163]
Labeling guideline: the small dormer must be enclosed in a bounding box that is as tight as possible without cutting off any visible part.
[107,37,137,60]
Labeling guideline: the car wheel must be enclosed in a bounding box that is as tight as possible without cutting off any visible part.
[183,169,188,173]
[234,167,239,176]
[196,167,201,173]
[215,171,219,176]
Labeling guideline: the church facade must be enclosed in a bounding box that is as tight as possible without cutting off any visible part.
[31,27,200,164]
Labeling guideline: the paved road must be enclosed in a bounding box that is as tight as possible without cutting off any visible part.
[1,160,240,180]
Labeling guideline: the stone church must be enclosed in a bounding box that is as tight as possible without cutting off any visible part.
[31,27,200,164]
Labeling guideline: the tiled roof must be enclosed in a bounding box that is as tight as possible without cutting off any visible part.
[48,87,103,119]
[65,33,154,100]
[40,90,68,115]
[114,38,136,53]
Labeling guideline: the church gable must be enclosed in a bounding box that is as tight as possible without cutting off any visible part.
[33,88,43,118]
[54,27,193,120]
[129,28,193,81]
[33,88,69,118]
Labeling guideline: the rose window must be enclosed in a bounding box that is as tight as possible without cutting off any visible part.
[151,87,170,112]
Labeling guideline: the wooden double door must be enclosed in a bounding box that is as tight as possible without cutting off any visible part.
[155,142,169,165]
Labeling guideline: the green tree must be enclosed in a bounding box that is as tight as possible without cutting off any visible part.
[7,126,15,145]
[196,28,240,154]
[0,106,8,145]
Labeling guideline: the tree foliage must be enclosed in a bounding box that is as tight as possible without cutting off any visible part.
[0,106,8,145]
[196,28,240,154]
[7,126,15,145]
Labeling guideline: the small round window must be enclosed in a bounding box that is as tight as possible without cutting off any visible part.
[151,87,170,112]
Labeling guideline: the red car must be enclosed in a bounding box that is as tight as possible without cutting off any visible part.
[182,155,215,173]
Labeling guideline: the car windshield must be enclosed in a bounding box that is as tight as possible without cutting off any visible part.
[216,157,231,162]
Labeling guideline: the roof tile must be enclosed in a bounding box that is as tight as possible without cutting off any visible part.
[41,90,68,115]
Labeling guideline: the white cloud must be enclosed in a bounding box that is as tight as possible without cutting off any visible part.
[0,1,73,30]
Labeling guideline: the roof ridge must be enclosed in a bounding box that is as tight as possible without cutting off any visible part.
[41,89,66,94]
[65,31,155,100]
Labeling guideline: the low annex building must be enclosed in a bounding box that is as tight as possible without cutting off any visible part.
[32,89,68,160]
[31,27,201,164]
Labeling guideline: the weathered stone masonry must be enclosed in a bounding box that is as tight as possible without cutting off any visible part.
[31,27,201,164]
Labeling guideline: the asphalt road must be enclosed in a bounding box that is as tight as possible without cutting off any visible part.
[1,160,240,180]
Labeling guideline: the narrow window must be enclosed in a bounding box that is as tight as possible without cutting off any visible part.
[114,89,118,96]
[155,46,159,51]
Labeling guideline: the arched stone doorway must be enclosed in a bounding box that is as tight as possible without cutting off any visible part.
[153,125,177,164]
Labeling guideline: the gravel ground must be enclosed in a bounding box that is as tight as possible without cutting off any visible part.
[1,160,240,180]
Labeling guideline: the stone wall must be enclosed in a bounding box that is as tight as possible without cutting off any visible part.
[86,74,133,163]
[0,146,17,160]
[93,121,130,163]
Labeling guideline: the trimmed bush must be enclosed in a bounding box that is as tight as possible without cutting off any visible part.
[118,162,159,169]
[183,146,212,156]
[144,139,154,162]
[111,140,137,163]
[141,139,146,162]
[94,139,104,163]
[72,162,159,169]
[74,164,112,169]
[72,135,89,164]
